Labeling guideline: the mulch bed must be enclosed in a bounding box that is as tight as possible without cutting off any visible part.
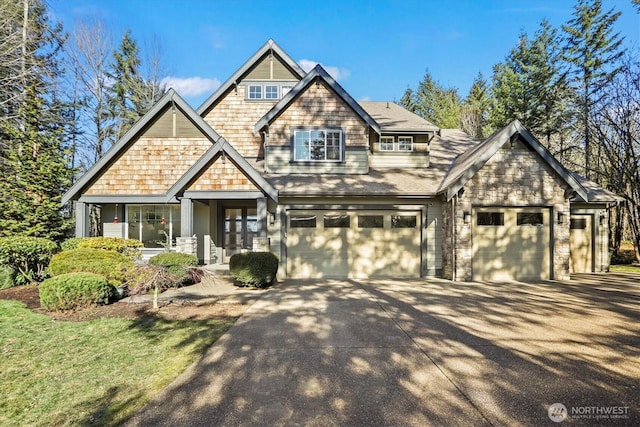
[0,285,249,322]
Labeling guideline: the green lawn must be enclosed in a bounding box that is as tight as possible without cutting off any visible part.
[0,300,235,426]
[609,264,640,274]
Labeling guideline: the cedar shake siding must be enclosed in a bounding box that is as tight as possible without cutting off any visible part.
[187,159,259,192]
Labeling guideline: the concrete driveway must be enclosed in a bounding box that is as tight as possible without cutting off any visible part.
[127,274,639,426]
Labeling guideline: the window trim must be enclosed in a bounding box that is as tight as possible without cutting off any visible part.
[293,128,343,162]
[265,85,279,99]
[379,136,394,151]
[247,85,262,100]
[397,136,414,152]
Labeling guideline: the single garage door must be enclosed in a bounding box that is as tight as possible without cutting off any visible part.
[472,207,551,281]
[287,210,421,279]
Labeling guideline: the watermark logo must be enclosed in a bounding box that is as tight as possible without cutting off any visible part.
[548,403,568,423]
[548,403,630,422]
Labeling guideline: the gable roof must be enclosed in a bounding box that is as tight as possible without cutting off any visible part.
[197,39,306,116]
[359,101,439,134]
[437,119,589,202]
[62,88,277,204]
[254,64,381,134]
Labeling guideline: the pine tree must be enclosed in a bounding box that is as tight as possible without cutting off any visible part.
[562,0,625,179]
[460,73,490,138]
[408,69,460,128]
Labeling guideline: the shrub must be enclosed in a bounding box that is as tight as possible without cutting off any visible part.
[60,237,92,251]
[48,248,133,286]
[229,252,278,288]
[39,273,114,310]
[76,237,143,260]
[124,264,181,296]
[0,236,58,285]
[0,264,15,289]
[149,252,200,285]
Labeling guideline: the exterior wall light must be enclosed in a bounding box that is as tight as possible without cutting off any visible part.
[557,212,565,224]
[463,211,471,224]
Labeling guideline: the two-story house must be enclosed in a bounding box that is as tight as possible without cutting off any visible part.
[63,40,620,281]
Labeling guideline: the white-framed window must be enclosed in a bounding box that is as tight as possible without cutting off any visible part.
[380,136,394,151]
[294,129,342,161]
[265,85,279,99]
[248,85,262,99]
[398,136,414,151]
[126,205,181,248]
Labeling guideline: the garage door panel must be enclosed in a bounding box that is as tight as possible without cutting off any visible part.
[287,210,421,279]
[473,208,550,281]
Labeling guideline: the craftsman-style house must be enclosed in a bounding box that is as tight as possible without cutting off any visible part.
[63,40,619,281]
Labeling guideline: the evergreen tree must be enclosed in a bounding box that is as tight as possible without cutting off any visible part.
[0,0,72,241]
[407,69,460,128]
[460,73,490,138]
[562,0,625,179]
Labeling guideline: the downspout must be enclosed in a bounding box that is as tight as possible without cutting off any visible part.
[263,128,269,173]
[452,194,457,281]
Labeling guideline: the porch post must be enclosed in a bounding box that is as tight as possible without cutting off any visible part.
[180,198,193,236]
[75,201,88,237]
[257,197,268,238]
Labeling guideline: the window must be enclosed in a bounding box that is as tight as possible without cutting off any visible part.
[290,215,316,228]
[570,218,587,230]
[358,215,384,228]
[281,85,294,97]
[380,136,394,151]
[392,215,417,228]
[248,85,262,99]
[477,212,504,226]
[294,129,342,161]
[324,214,350,228]
[517,212,544,226]
[126,205,181,248]
[265,85,279,99]
[398,136,413,151]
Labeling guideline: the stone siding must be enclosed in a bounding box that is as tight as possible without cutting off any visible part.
[444,143,571,281]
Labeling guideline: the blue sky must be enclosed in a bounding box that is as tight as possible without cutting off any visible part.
[50,0,640,108]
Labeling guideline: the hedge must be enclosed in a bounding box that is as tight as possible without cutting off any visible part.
[75,237,144,260]
[39,273,114,310]
[229,252,278,288]
[48,248,133,286]
[0,236,58,285]
[60,237,92,252]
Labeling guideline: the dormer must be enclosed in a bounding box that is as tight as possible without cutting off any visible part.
[359,101,439,168]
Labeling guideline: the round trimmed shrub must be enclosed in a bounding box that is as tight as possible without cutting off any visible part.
[48,248,133,286]
[149,252,200,285]
[40,273,114,310]
[0,236,58,284]
[0,264,15,289]
[229,252,278,288]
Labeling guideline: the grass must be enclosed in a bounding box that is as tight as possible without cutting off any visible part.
[609,264,640,274]
[0,300,235,426]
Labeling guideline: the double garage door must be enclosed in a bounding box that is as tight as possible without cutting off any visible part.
[472,207,551,281]
[287,210,421,279]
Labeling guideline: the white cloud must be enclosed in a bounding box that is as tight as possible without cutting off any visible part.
[298,59,350,81]
[161,76,221,97]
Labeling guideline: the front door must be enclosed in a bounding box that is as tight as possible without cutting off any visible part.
[223,207,257,262]
[570,214,593,273]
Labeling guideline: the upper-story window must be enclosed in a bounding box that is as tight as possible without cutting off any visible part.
[380,136,394,151]
[398,136,414,151]
[248,85,262,99]
[294,129,342,162]
[281,85,294,97]
[265,85,279,99]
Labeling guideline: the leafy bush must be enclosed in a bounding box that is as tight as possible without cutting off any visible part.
[48,248,133,286]
[0,236,58,284]
[0,264,15,289]
[75,237,143,260]
[39,273,114,310]
[149,252,198,267]
[149,252,200,285]
[229,252,278,288]
[60,237,92,252]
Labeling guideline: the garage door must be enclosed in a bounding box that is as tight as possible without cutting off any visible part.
[287,210,421,279]
[472,207,551,281]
